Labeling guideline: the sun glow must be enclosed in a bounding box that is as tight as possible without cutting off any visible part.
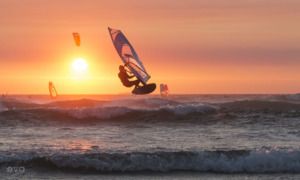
[72,58,88,73]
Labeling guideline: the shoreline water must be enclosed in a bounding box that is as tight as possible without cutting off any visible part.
[0,94,299,179]
[2,170,300,180]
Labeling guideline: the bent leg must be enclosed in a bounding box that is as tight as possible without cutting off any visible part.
[126,80,140,87]
[132,79,140,87]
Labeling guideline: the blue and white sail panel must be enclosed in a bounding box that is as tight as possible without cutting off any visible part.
[108,27,150,84]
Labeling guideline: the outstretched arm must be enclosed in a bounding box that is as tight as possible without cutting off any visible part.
[123,64,135,78]
[126,72,135,79]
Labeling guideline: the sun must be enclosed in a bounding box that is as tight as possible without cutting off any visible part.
[71,58,88,74]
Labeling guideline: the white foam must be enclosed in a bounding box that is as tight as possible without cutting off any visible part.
[162,103,216,115]
[67,107,131,119]
[48,149,300,172]
[103,98,179,109]
[65,103,216,120]
[1,149,300,173]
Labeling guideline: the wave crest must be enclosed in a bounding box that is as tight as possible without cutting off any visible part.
[1,149,300,173]
[67,103,216,120]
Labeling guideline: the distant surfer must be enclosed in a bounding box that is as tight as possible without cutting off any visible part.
[118,65,141,89]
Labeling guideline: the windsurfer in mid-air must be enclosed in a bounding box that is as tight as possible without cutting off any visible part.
[118,65,141,89]
[109,27,156,94]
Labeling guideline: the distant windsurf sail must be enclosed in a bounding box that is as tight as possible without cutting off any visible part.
[160,84,169,96]
[73,32,80,46]
[108,27,150,84]
[48,81,58,98]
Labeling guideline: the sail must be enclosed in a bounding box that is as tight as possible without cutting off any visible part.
[160,83,169,96]
[160,84,164,94]
[48,81,58,98]
[108,27,150,84]
[73,32,80,46]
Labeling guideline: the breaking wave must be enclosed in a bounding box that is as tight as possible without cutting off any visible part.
[2,98,300,125]
[1,149,300,173]
[0,103,217,125]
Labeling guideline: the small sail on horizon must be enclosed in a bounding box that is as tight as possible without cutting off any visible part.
[48,81,58,98]
[160,84,169,97]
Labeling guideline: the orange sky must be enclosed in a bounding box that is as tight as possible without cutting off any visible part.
[0,0,300,94]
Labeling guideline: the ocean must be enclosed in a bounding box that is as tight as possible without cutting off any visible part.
[0,94,300,179]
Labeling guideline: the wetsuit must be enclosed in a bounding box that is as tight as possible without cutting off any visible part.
[118,70,140,87]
